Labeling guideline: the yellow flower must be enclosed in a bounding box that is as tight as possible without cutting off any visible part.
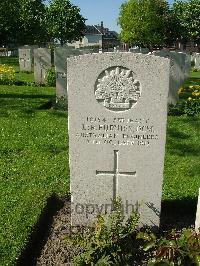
[178,87,184,94]
[188,97,192,101]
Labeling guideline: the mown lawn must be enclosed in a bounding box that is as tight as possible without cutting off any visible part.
[0,85,69,266]
[0,62,199,265]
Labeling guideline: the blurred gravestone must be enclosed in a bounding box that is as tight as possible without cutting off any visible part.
[54,47,85,104]
[19,48,32,72]
[34,48,51,84]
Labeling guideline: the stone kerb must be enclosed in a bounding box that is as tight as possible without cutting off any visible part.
[68,52,170,227]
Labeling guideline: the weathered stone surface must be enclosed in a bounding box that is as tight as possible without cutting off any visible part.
[177,52,187,82]
[34,48,51,84]
[195,188,200,233]
[185,53,191,79]
[152,50,185,105]
[194,53,200,70]
[68,52,170,227]
[129,48,149,54]
[54,48,86,102]
[19,48,32,72]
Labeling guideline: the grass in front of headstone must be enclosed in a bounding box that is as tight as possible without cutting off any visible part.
[0,85,69,266]
[14,69,34,83]
[163,70,200,218]
[164,115,200,200]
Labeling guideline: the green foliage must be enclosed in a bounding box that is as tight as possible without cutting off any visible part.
[17,0,48,45]
[169,84,200,116]
[138,229,200,265]
[47,0,86,46]
[0,0,20,46]
[55,96,68,110]
[173,0,200,43]
[45,67,56,87]
[169,99,200,116]
[118,0,177,47]
[0,0,47,46]
[67,198,140,265]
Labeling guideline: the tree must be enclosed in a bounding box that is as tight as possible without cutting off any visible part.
[173,0,200,44]
[0,0,20,46]
[46,0,86,46]
[118,0,177,48]
[18,0,48,45]
[0,0,47,46]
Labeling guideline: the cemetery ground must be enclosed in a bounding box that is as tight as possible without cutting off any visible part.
[0,57,199,265]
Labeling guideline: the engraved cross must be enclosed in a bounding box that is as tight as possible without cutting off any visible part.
[96,150,136,200]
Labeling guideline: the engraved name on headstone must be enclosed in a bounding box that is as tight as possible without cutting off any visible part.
[68,53,170,227]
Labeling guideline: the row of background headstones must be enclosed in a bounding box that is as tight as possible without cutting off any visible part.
[18,46,199,105]
[54,48,192,106]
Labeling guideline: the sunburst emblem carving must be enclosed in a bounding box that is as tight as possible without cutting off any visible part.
[95,66,141,111]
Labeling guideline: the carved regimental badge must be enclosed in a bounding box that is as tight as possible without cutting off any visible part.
[95,66,141,111]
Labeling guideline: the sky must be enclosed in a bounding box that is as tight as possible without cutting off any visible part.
[70,0,174,33]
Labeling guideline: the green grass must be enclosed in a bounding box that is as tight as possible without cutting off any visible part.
[0,85,69,266]
[190,70,200,79]
[0,60,199,266]
[163,115,200,200]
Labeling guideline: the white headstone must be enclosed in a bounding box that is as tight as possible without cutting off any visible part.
[129,48,140,53]
[185,53,191,80]
[54,48,91,102]
[195,188,200,233]
[152,50,186,105]
[178,52,187,82]
[194,53,200,70]
[68,52,170,227]
[19,48,32,72]
[34,48,51,84]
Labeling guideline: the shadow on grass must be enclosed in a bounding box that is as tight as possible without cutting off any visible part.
[42,144,68,155]
[167,127,190,140]
[167,122,200,157]
[49,110,68,118]
[0,94,54,99]
[16,194,68,266]
[167,142,200,157]
[160,197,197,230]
